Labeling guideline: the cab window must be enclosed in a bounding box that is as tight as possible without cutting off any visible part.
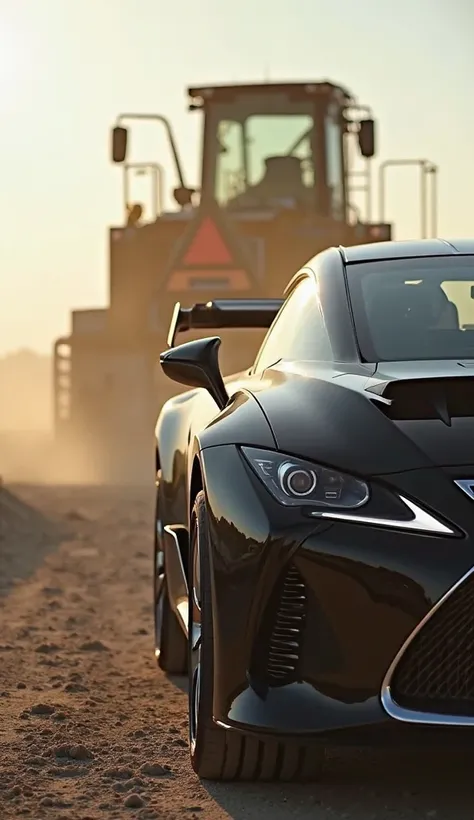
[253,276,332,372]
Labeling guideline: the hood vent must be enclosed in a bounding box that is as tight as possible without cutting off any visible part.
[372,378,474,426]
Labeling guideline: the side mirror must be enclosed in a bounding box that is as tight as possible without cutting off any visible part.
[358,119,376,159]
[111,125,128,163]
[160,336,229,410]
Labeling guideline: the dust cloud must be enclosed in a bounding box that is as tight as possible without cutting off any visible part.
[0,349,56,484]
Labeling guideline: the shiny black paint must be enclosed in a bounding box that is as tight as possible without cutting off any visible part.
[160,336,229,410]
[156,382,275,532]
[155,239,474,744]
[314,250,361,362]
[341,237,474,264]
[199,445,474,738]
[249,364,433,475]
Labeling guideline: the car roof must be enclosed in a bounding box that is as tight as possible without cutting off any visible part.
[339,238,474,265]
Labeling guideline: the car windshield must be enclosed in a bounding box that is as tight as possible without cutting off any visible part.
[346,257,474,362]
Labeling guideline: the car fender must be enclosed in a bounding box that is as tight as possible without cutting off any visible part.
[188,390,276,529]
[155,388,206,530]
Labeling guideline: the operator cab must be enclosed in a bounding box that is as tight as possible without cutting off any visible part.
[188,82,375,221]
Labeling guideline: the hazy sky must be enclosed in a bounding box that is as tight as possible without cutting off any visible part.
[0,0,473,355]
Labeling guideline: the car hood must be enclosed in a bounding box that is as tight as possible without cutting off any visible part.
[251,359,474,476]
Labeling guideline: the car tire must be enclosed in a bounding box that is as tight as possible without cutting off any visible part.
[188,490,325,781]
[154,472,187,675]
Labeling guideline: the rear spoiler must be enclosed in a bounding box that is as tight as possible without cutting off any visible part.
[167,299,283,348]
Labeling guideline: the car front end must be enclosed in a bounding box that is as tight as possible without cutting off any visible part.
[198,438,474,747]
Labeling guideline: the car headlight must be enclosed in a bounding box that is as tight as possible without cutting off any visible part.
[241,447,369,509]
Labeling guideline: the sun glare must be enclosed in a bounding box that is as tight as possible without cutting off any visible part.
[0,20,31,112]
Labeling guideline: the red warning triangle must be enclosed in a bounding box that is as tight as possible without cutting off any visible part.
[162,201,260,293]
[183,217,233,266]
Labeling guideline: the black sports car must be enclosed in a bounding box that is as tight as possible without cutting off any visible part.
[154,237,474,782]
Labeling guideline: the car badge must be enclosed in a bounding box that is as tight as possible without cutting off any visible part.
[454,479,474,501]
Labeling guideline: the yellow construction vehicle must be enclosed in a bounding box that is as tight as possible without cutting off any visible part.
[52,80,409,483]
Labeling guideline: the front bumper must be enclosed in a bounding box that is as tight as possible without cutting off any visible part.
[199,444,474,744]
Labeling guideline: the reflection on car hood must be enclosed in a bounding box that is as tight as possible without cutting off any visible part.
[251,360,474,475]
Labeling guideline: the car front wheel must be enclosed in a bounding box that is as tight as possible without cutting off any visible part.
[188,490,324,781]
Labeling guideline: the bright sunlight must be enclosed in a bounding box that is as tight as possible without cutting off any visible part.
[0,18,31,113]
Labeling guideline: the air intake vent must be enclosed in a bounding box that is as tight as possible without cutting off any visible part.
[374,378,474,424]
[265,564,307,686]
[248,563,307,693]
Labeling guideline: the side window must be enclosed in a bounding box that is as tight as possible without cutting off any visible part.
[254,277,332,372]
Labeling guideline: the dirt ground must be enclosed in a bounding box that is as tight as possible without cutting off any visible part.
[1,484,474,820]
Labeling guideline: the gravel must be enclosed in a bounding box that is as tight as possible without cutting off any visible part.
[0,483,471,819]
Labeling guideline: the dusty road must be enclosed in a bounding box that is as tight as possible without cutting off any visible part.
[1,484,474,820]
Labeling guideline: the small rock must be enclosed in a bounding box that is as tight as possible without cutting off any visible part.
[39,797,54,807]
[69,744,93,760]
[26,755,47,766]
[16,683,26,690]
[52,744,70,758]
[139,762,167,777]
[104,766,134,780]
[52,711,67,721]
[31,703,55,716]
[9,785,22,796]
[124,793,145,808]
[79,639,109,652]
[35,643,59,654]
[64,682,88,693]
[114,777,144,793]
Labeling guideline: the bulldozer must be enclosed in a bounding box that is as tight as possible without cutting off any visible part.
[52,80,403,484]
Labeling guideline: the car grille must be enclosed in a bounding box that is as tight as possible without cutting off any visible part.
[390,572,474,716]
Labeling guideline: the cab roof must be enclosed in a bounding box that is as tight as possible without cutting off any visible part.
[187,81,352,104]
[340,238,474,265]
